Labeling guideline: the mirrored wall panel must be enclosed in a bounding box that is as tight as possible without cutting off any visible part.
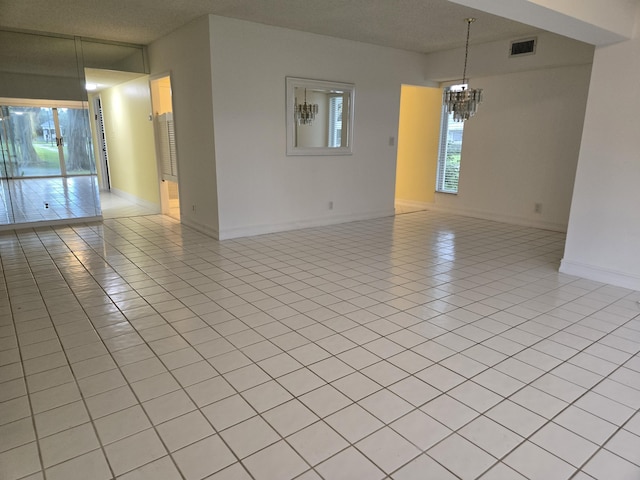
[286,77,355,156]
[0,99,99,225]
[0,29,146,227]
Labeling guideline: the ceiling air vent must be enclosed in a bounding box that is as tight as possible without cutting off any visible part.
[510,37,537,57]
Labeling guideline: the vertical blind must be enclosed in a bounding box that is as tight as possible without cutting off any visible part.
[436,86,466,194]
[328,95,343,147]
[157,112,178,181]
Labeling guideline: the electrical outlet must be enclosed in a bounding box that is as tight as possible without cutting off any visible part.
[328,201,334,210]
[534,203,542,214]
[389,136,395,146]
[192,205,196,213]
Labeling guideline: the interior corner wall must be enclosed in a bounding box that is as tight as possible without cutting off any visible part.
[431,64,591,231]
[99,76,160,208]
[207,16,429,239]
[395,85,442,206]
[147,15,219,238]
[561,37,640,291]
[422,32,593,232]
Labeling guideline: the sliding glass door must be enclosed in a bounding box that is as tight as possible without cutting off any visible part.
[59,106,95,175]
[0,104,95,179]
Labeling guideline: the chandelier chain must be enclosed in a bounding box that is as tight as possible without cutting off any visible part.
[462,18,474,85]
[442,17,482,122]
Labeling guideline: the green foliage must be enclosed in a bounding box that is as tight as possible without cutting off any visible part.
[442,139,461,193]
[4,106,94,176]
[32,144,60,167]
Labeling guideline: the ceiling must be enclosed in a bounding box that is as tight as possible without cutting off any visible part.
[0,0,542,54]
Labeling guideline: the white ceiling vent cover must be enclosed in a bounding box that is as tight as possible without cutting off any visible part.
[510,37,537,57]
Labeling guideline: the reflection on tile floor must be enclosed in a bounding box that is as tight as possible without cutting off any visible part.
[0,211,639,479]
[0,176,100,225]
[394,202,427,215]
[100,191,158,219]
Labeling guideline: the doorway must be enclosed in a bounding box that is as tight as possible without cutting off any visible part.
[85,69,162,217]
[394,85,442,214]
[150,74,180,221]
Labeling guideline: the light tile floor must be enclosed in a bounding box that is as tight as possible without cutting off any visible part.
[0,177,101,225]
[1,211,639,479]
[100,192,158,219]
[0,176,160,227]
[394,203,426,215]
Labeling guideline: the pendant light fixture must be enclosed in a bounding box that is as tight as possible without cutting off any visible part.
[294,88,319,125]
[443,18,483,122]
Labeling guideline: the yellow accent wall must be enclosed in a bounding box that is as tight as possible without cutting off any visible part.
[150,76,173,115]
[395,85,442,204]
[100,76,160,205]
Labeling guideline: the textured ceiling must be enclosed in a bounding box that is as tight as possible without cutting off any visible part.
[0,0,542,53]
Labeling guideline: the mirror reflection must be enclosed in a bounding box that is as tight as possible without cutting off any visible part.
[0,29,147,227]
[286,77,354,155]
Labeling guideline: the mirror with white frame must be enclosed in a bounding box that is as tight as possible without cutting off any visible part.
[286,77,354,156]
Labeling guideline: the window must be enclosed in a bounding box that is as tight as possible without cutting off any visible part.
[436,84,466,194]
[328,94,343,148]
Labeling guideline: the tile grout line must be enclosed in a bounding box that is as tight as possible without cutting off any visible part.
[1,210,638,480]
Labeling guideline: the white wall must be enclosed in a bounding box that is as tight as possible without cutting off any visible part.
[147,15,219,237]
[423,33,593,231]
[146,15,593,241]
[561,37,640,290]
[433,64,591,231]
[207,16,429,239]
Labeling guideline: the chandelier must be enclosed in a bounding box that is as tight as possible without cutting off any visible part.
[443,18,483,122]
[294,89,318,125]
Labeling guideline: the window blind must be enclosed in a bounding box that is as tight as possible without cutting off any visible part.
[328,95,343,148]
[436,85,466,194]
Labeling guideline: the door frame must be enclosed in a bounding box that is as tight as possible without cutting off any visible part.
[92,96,111,190]
[149,72,181,219]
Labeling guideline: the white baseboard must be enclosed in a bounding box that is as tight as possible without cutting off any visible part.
[395,199,431,210]
[218,209,395,240]
[109,188,161,213]
[427,203,567,232]
[560,259,640,291]
[181,217,220,240]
